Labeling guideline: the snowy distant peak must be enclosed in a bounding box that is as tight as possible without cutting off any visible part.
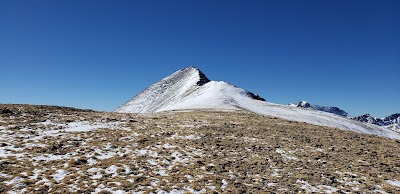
[384,113,400,124]
[383,114,400,132]
[297,100,311,108]
[291,100,349,117]
[353,113,400,126]
[352,114,383,126]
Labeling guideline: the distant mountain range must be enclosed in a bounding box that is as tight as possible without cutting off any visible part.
[115,66,400,139]
[290,100,400,132]
[352,113,400,132]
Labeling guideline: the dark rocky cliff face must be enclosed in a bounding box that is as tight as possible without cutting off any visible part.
[245,91,266,101]
[195,68,210,86]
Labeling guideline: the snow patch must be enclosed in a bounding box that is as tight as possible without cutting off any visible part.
[297,180,338,193]
[386,180,400,187]
[52,170,68,182]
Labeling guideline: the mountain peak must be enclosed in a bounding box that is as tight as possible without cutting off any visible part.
[165,66,210,86]
[298,100,311,108]
[115,66,265,113]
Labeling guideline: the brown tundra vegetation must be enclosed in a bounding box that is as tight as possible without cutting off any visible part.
[0,104,399,193]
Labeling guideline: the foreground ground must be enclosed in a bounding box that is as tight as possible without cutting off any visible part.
[0,104,399,193]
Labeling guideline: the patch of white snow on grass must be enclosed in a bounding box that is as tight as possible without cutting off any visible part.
[136,149,158,157]
[318,185,338,193]
[157,189,185,194]
[386,180,400,187]
[276,148,297,160]
[52,170,68,182]
[5,176,24,185]
[33,154,67,161]
[88,168,103,179]
[156,169,168,176]
[184,134,201,140]
[147,159,158,165]
[170,134,201,140]
[64,121,109,132]
[96,151,117,160]
[87,158,98,165]
[163,143,176,149]
[297,180,318,192]
[221,179,228,189]
[296,180,338,193]
[105,165,118,174]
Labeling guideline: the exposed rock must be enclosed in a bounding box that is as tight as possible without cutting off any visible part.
[0,108,13,115]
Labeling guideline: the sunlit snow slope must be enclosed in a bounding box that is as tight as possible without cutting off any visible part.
[115,66,400,139]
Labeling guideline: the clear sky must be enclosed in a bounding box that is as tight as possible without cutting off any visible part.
[1,0,399,117]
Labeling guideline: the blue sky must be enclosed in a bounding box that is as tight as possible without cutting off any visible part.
[0,0,399,117]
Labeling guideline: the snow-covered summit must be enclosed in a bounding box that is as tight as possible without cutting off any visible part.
[289,100,349,117]
[115,66,400,139]
[352,113,400,132]
[114,66,265,113]
[352,114,383,125]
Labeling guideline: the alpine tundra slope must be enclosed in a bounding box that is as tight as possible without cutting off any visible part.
[115,66,400,139]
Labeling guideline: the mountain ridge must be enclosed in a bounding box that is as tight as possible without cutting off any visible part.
[352,113,400,132]
[115,66,400,140]
[289,100,349,117]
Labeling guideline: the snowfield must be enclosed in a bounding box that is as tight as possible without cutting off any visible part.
[115,66,400,140]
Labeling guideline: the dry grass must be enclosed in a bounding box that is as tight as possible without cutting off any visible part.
[0,104,399,193]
